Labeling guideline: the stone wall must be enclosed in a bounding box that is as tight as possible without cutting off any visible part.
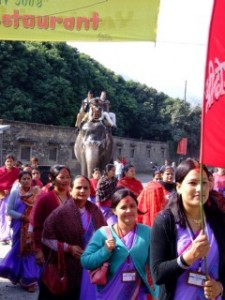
[0,119,169,174]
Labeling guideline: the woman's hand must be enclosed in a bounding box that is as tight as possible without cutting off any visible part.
[68,245,83,258]
[105,238,115,252]
[183,230,210,265]
[204,279,223,299]
[21,214,29,222]
[35,249,45,266]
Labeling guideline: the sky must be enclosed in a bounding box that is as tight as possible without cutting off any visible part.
[68,0,214,105]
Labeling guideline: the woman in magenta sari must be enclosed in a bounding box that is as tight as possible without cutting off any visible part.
[150,158,225,300]
[0,171,40,292]
[32,164,72,267]
[40,175,106,300]
[0,154,20,243]
[81,188,158,300]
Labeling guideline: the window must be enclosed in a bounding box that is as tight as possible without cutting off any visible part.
[147,147,151,159]
[49,147,57,161]
[130,147,135,158]
[117,147,122,156]
[20,146,31,161]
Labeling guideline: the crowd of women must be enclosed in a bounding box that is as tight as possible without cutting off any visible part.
[0,153,225,300]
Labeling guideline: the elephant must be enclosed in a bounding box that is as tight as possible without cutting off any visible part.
[74,112,114,178]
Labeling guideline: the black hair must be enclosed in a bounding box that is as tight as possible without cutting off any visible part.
[74,175,91,186]
[104,164,115,175]
[160,165,174,174]
[48,165,71,190]
[5,154,15,161]
[122,163,134,177]
[111,187,144,215]
[18,170,32,181]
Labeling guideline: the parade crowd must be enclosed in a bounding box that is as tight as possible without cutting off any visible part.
[0,153,225,300]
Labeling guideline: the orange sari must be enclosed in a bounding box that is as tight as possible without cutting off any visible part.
[137,181,168,227]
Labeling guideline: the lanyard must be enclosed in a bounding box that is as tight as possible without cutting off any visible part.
[185,218,208,273]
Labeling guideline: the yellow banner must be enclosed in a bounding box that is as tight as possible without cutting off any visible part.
[0,0,160,42]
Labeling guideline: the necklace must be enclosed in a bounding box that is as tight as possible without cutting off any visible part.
[189,218,201,225]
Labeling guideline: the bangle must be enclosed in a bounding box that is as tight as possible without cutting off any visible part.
[177,255,189,269]
[180,254,190,267]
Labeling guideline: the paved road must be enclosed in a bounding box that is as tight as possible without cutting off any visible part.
[0,173,151,299]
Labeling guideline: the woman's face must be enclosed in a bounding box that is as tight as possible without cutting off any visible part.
[93,170,101,180]
[70,177,90,207]
[154,172,162,181]
[113,196,138,226]
[107,167,115,178]
[20,173,32,189]
[54,168,71,191]
[162,168,174,183]
[32,169,40,179]
[5,158,14,170]
[176,169,209,211]
[125,167,136,178]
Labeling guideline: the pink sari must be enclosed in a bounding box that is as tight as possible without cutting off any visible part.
[0,166,19,241]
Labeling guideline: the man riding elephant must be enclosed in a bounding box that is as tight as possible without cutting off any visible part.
[75,90,94,129]
[74,93,114,178]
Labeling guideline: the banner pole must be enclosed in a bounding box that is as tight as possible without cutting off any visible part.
[200,163,209,279]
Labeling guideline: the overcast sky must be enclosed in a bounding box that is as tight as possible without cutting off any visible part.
[68,0,214,105]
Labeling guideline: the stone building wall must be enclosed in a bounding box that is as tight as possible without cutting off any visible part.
[0,119,169,174]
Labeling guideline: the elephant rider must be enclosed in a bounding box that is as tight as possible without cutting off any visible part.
[88,97,104,122]
[100,91,117,127]
[75,90,94,129]
[88,97,116,129]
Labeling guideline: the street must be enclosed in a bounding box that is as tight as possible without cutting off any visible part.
[0,244,39,300]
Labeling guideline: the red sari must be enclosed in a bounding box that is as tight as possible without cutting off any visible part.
[117,176,143,197]
[0,166,20,198]
[137,181,168,227]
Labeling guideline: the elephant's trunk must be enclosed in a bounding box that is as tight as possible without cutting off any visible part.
[84,141,102,178]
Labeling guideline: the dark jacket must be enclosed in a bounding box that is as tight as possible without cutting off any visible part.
[150,202,225,300]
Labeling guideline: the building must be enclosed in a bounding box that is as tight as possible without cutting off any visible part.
[0,119,169,174]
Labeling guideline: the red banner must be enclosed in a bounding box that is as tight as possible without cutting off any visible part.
[177,138,188,155]
[200,0,225,168]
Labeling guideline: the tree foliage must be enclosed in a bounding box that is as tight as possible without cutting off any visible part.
[0,41,201,157]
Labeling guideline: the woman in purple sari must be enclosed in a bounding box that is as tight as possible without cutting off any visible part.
[0,154,20,243]
[0,171,40,292]
[150,158,225,300]
[41,175,106,300]
[81,187,158,300]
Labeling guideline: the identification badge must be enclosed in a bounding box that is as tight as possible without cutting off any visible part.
[187,271,207,287]
[121,271,137,282]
